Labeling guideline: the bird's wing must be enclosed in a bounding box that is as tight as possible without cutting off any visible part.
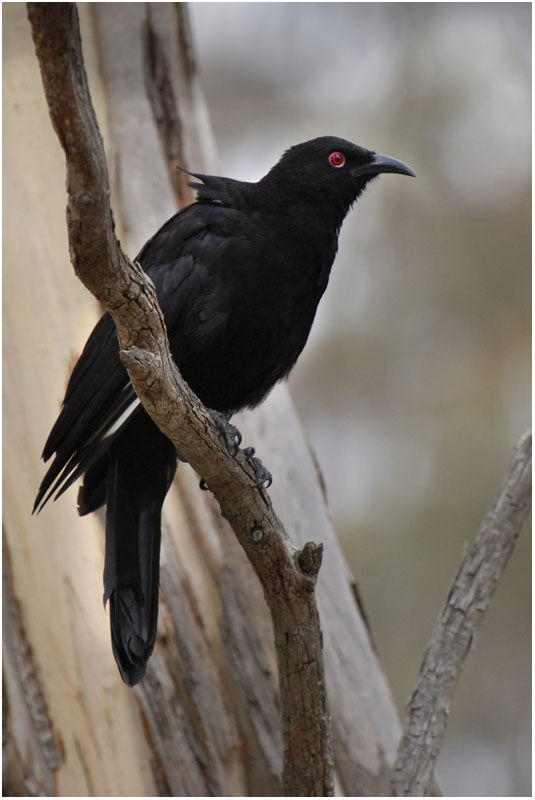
[34,201,238,512]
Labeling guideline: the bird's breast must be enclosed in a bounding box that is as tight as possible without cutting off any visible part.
[180,247,331,414]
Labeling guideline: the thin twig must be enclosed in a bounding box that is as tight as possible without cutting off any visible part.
[390,430,531,796]
[27,3,333,794]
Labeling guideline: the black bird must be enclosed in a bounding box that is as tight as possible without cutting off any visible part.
[34,136,414,685]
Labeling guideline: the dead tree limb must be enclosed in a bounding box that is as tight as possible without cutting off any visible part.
[27,3,333,795]
[390,430,531,796]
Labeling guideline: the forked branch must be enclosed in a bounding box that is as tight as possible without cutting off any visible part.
[27,3,333,794]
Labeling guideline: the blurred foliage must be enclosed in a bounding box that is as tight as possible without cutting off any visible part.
[190,3,531,795]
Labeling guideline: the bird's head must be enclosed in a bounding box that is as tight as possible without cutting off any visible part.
[261,136,414,211]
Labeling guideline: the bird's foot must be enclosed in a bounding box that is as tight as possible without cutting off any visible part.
[242,447,272,489]
[200,410,243,490]
[210,410,242,455]
[198,415,272,491]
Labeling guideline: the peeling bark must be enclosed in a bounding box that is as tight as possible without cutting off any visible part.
[4,3,406,794]
[27,3,333,794]
[3,539,63,796]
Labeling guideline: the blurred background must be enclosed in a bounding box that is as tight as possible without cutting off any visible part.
[189,3,531,796]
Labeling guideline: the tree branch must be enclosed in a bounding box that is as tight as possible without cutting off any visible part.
[390,430,531,796]
[27,3,333,795]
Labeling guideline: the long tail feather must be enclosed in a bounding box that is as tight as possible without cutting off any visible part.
[103,414,177,686]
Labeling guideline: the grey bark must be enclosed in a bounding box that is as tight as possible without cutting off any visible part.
[390,431,531,796]
[27,3,333,795]
[3,2,403,795]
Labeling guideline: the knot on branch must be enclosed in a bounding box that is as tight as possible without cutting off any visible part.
[250,524,264,543]
[120,347,161,387]
[297,541,323,577]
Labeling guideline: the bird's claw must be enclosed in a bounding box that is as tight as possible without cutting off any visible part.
[199,414,271,490]
[200,410,242,489]
[243,446,272,489]
[210,410,242,455]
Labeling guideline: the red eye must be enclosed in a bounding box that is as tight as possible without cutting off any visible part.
[328,151,345,168]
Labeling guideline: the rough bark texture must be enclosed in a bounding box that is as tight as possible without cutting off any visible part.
[4,2,402,795]
[390,431,532,796]
[2,540,63,796]
[27,3,333,795]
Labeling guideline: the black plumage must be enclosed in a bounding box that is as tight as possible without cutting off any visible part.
[34,136,414,685]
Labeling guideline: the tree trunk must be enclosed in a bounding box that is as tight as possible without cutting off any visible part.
[3,3,401,795]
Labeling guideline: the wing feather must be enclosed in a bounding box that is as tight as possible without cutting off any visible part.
[35,203,221,510]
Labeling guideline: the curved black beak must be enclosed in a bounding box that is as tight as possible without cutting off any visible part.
[353,153,415,179]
